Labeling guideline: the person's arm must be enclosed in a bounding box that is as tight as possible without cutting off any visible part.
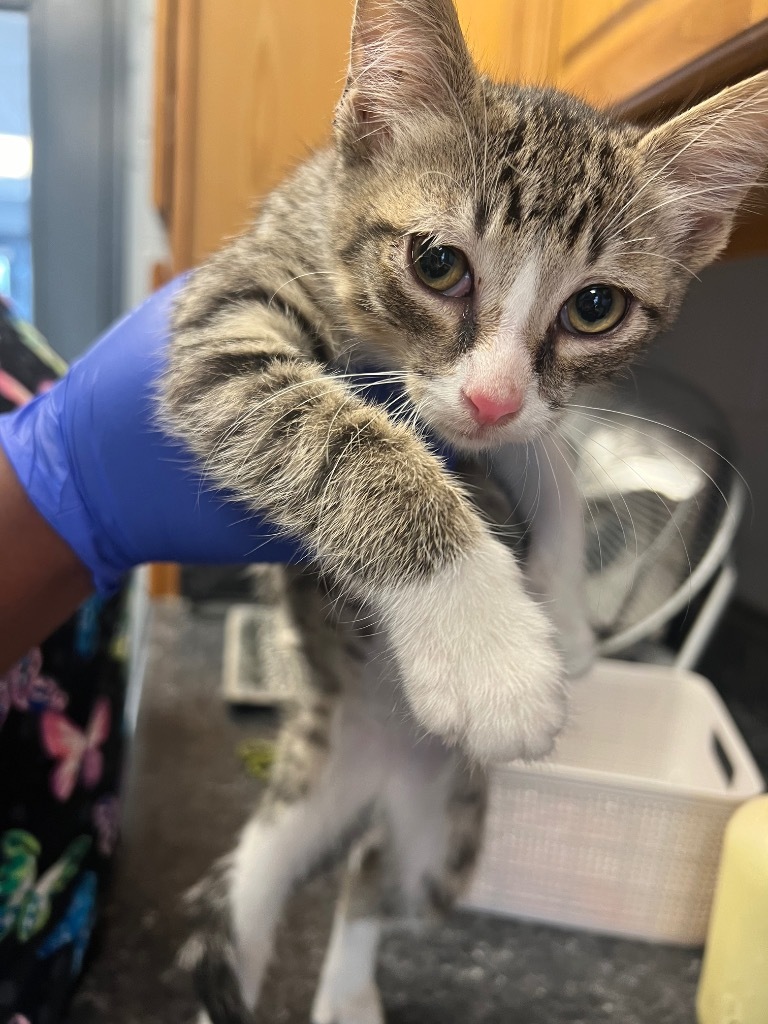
[0,447,91,670]
[0,278,437,679]
[0,279,312,676]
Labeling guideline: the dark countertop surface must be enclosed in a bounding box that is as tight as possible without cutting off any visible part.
[66,593,768,1024]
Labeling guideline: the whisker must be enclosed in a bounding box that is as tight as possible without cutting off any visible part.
[414,169,465,190]
[545,431,607,614]
[531,444,543,526]
[565,403,751,509]
[561,409,737,622]
[569,423,694,591]
[617,181,767,236]
[556,425,640,611]
[199,377,336,485]
[610,249,700,280]
[481,79,490,215]
[267,269,339,307]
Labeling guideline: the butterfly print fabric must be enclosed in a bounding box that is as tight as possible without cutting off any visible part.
[0,304,128,1024]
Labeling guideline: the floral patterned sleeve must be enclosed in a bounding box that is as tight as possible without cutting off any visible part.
[0,299,127,1024]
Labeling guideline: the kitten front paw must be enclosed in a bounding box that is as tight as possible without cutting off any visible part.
[379,536,567,763]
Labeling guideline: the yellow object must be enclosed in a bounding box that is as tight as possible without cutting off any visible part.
[237,739,276,781]
[696,795,768,1024]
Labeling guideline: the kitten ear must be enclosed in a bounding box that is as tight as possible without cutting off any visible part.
[637,72,768,269]
[335,0,476,156]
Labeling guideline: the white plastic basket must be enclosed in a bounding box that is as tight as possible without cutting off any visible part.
[463,659,764,945]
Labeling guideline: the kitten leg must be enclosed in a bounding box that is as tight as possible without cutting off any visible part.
[181,697,385,1024]
[311,739,486,1024]
[376,537,565,762]
[310,829,387,1024]
[385,745,487,926]
[527,433,596,676]
[493,434,596,677]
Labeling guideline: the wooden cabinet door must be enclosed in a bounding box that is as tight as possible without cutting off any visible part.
[156,0,352,273]
[454,0,562,83]
[558,0,768,111]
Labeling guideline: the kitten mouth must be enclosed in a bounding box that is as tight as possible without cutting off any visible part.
[436,418,523,452]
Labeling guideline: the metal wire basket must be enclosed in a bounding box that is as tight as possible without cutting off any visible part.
[559,366,746,668]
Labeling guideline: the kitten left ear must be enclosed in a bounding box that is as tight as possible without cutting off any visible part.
[335,0,477,157]
[637,71,768,269]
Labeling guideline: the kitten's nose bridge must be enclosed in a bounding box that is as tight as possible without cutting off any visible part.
[462,387,524,425]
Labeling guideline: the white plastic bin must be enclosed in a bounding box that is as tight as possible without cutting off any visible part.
[463,659,764,945]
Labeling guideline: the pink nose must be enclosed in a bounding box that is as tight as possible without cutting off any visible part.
[462,388,524,426]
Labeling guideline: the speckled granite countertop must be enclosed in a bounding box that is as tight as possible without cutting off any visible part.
[67,596,768,1024]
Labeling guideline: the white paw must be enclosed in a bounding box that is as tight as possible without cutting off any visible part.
[311,982,385,1024]
[377,535,567,763]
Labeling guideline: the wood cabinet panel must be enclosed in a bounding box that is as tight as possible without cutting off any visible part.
[559,0,627,63]
[455,0,562,83]
[168,0,200,271]
[559,0,765,108]
[166,0,351,270]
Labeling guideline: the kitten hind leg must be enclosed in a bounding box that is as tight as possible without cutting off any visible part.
[311,829,387,1024]
[182,697,383,1024]
[311,742,487,1024]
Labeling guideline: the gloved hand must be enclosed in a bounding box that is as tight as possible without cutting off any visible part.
[0,279,305,595]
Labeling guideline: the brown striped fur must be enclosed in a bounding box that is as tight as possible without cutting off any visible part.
[165,1,768,1020]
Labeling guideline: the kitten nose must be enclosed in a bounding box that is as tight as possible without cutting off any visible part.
[462,388,524,426]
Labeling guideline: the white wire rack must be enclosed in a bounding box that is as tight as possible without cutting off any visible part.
[560,367,746,669]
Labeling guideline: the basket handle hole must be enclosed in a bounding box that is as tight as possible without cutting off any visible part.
[712,731,735,786]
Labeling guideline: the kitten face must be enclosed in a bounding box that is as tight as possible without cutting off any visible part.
[332,89,677,451]
[327,0,768,452]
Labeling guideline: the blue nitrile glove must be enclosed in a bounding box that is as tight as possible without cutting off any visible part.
[0,279,305,594]
[0,278,454,595]
[0,279,454,596]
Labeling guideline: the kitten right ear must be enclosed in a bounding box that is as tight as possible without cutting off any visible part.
[335,0,476,156]
[637,71,768,269]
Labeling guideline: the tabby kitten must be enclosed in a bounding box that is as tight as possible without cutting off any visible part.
[163,0,768,1020]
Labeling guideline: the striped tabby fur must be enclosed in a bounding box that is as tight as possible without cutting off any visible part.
[162,0,768,1020]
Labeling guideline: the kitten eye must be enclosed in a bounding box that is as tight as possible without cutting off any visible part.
[560,285,628,335]
[411,236,472,297]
